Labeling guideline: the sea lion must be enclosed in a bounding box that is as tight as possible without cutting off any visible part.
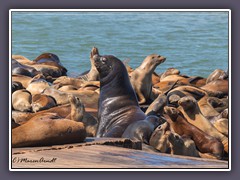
[12,59,39,77]
[77,47,100,81]
[31,94,56,112]
[58,85,78,92]
[122,115,161,144]
[206,69,228,84]
[130,54,166,104]
[159,68,180,80]
[188,76,206,87]
[69,95,98,137]
[197,96,220,118]
[12,113,86,148]
[12,81,23,93]
[93,53,146,137]
[53,76,84,88]
[164,106,224,159]
[160,74,187,82]
[145,80,178,115]
[12,55,34,65]
[43,87,99,108]
[12,74,33,88]
[145,94,167,116]
[178,96,228,153]
[12,89,32,112]
[200,79,228,98]
[26,75,50,95]
[167,85,208,102]
[211,118,228,137]
[167,132,200,157]
[149,122,171,153]
[207,97,228,113]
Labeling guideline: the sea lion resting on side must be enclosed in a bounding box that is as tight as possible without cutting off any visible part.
[12,89,32,112]
[31,94,56,112]
[130,54,166,104]
[12,113,86,148]
[93,52,147,137]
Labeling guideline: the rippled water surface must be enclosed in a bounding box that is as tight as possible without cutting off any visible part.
[12,11,229,78]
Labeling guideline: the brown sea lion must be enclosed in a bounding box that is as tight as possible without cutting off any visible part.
[188,76,207,87]
[211,118,228,137]
[43,87,99,108]
[207,97,228,113]
[31,94,56,112]
[167,133,200,157]
[164,106,224,159]
[12,89,32,112]
[12,55,34,65]
[58,85,78,92]
[167,85,208,103]
[77,47,100,81]
[69,95,98,137]
[197,96,220,118]
[149,122,171,153]
[130,54,166,104]
[178,96,228,153]
[93,52,146,137]
[159,68,180,80]
[200,79,228,97]
[122,115,161,144]
[160,74,187,82]
[206,69,228,84]
[26,75,50,95]
[12,113,86,148]
[53,76,84,88]
[12,74,33,88]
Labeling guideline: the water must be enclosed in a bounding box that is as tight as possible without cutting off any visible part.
[11,11,229,78]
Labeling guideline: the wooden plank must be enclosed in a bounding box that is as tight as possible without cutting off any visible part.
[11,144,228,169]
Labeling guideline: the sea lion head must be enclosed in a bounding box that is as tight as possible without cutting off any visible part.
[141,54,166,70]
[93,54,127,84]
[164,106,179,122]
[178,96,197,111]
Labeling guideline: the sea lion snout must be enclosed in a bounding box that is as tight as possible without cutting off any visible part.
[164,106,178,121]
[90,47,99,58]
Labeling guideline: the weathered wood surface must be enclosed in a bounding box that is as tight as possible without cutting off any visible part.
[11,138,228,169]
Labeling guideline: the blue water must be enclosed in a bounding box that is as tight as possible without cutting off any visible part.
[11,11,229,78]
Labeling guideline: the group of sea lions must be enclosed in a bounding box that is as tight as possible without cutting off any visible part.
[11,47,229,160]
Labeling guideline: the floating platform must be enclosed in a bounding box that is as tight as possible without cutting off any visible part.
[11,137,228,169]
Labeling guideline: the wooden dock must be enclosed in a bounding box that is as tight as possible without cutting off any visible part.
[11,138,228,169]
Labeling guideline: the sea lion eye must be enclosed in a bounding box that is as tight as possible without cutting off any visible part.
[101,57,107,63]
[152,57,154,59]
[158,55,161,58]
